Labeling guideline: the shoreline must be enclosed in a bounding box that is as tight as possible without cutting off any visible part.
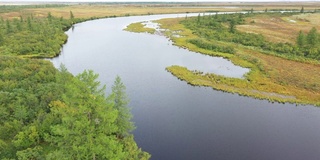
[124,12,320,106]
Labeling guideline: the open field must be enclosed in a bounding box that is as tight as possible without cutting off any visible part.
[1,2,320,19]
[237,13,320,43]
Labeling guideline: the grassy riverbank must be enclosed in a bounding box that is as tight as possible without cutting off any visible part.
[162,13,320,106]
[126,11,320,106]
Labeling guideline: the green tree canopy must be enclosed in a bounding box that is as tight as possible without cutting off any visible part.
[297,30,305,47]
[307,27,318,47]
[112,76,135,137]
[0,59,150,159]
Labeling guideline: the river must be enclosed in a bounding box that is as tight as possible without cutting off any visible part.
[50,13,320,160]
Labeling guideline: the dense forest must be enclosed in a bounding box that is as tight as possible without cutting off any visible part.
[182,12,320,60]
[0,6,150,159]
[0,11,79,58]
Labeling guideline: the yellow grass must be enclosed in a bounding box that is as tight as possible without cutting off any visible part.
[156,15,320,106]
[0,5,241,19]
[1,2,320,19]
[237,13,320,43]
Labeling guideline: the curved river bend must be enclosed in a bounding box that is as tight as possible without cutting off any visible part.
[51,14,320,160]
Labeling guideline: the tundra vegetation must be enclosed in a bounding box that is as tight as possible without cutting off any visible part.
[1,2,320,159]
[162,12,320,106]
[126,11,320,106]
[0,5,150,159]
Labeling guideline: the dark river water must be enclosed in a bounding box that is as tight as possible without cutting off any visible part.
[50,14,320,160]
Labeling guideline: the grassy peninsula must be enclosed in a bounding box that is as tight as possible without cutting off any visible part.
[125,11,320,106]
[125,22,156,34]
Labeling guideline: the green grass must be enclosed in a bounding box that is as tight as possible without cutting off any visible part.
[166,65,302,104]
[124,22,156,34]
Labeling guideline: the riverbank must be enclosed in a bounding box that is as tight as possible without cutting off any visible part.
[124,12,320,106]
[161,14,320,106]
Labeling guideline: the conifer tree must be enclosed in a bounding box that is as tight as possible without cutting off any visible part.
[112,76,135,137]
[27,17,32,31]
[297,30,305,47]
[229,19,236,33]
[197,13,201,24]
[0,32,3,45]
[307,27,318,47]
[6,19,12,33]
[70,11,74,19]
[300,6,304,13]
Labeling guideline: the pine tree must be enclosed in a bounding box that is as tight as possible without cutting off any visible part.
[307,27,318,47]
[300,6,304,13]
[111,76,135,137]
[297,30,305,47]
[0,31,3,45]
[238,13,243,23]
[15,18,22,31]
[229,19,236,33]
[197,13,201,24]
[47,12,53,23]
[47,70,124,159]
[27,17,32,31]
[6,19,12,33]
[70,11,74,19]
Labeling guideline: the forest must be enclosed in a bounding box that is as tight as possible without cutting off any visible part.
[0,5,150,159]
[0,11,79,58]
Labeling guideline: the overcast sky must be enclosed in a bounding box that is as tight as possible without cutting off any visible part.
[1,0,319,2]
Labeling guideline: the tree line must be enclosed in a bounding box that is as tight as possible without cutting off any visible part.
[296,27,320,59]
[0,11,78,58]
[0,5,67,14]
[182,12,320,60]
